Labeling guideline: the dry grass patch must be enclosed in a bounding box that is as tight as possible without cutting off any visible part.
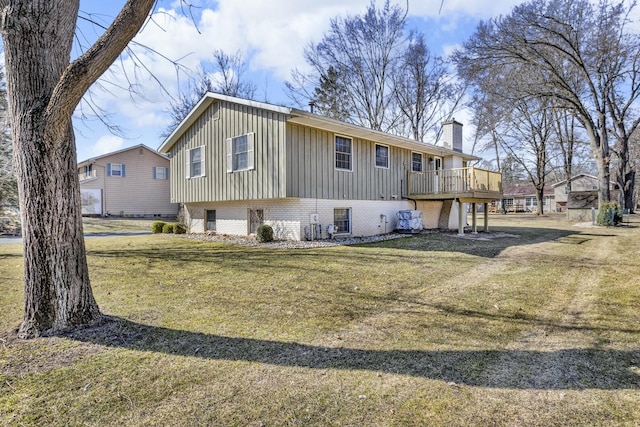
[1,214,639,425]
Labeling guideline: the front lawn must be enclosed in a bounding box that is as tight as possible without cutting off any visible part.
[1,215,639,426]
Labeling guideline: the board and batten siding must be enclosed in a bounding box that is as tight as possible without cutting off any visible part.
[168,100,288,203]
[285,123,410,200]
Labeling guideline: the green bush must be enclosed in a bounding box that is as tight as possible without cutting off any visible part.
[174,223,187,234]
[256,224,274,243]
[597,202,622,226]
[151,221,166,234]
[162,223,175,234]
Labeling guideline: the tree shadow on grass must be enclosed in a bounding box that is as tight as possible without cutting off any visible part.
[351,225,582,258]
[63,316,640,391]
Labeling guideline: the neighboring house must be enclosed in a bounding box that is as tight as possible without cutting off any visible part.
[159,93,502,240]
[496,182,556,213]
[77,144,179,217]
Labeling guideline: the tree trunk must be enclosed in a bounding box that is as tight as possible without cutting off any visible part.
[536,187,545,215]
[1,0,100,337]
[624,170,635,213]
[0,0,155,337]
[15,121,101,337]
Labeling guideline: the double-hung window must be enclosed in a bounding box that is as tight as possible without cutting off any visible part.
[187,146,205,178]
[411,152,423,172]
[335,136,352,171]
[375,144,389,168]
[226,133,255,172]
[107,163,125,177]
[154,166,168,180]
[334,208,351,234]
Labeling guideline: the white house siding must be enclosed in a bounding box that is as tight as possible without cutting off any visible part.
[79,146,179,217]
[183,198,416,240]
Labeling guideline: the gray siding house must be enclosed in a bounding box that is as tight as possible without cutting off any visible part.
[78,144,179,217]
[159,93,502,240]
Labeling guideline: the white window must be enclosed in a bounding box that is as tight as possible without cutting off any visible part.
[226,133,255,172]
[107,163,125,177]
[411,152,423,172]
[525,197,538,208]
[375,144,389,168]
[84,164,93,178]
[334,208,351,234]
[335,136,352,171]
[154,166,168,180]
[186,146,205,178]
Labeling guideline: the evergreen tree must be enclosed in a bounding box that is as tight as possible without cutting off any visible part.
[312,67,350,121]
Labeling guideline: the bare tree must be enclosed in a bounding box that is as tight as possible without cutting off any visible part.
[0,0,155,338]
[163,69,213,138]
[394,33,463,142]
[548,107,594,191]
[163,49,256,137]
[454,0,640,208]
[210,50,256,100]
[288,0,408,132]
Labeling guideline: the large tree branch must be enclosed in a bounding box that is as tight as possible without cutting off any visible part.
[47,0,156,122]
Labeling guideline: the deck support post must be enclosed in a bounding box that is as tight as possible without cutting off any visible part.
[483,202,489,232]
[457,199,464,235]
[472,202,477,234]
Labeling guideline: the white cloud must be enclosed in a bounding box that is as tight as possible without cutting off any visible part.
[74,0,530,158]
[409,0,522,20]
[90,135,125,157]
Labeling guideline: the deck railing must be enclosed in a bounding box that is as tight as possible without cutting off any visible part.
[408,166,502,196]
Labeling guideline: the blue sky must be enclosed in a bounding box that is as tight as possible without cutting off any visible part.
[74,0,524,161]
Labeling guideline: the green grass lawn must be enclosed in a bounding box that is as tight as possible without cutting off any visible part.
[81,217,165,234]
[1,214,639,426]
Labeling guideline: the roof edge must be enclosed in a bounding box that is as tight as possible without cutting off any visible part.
[77,144,167,166]
[158,93,292,153]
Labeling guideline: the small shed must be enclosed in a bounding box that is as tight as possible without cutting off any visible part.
[567,189,621,222]
[566,191,598,222]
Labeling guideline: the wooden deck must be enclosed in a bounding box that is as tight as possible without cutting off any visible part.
[407,167,503,202]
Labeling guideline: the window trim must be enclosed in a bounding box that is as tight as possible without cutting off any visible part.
[375,143,389,169]
[186,146,205,179]
[206,209,216,232]
[154,166,168,180]
[334,135,353,172]
[411,152,423,172]
[107,163,125,177]
[226,132,255,173]
[333,207,352,235]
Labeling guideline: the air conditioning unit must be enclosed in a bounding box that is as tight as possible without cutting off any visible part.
[309,213,319,224]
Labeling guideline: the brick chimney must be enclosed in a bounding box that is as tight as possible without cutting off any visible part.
[442,119,463,152]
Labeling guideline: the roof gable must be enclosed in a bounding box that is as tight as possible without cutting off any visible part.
[77,144,168,167]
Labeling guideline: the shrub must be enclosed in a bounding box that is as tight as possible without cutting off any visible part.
[174,223,187,234]
[162,223,175,234]
[597,202,622,226]
[256,224,274,243]
[151,221,166,234]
